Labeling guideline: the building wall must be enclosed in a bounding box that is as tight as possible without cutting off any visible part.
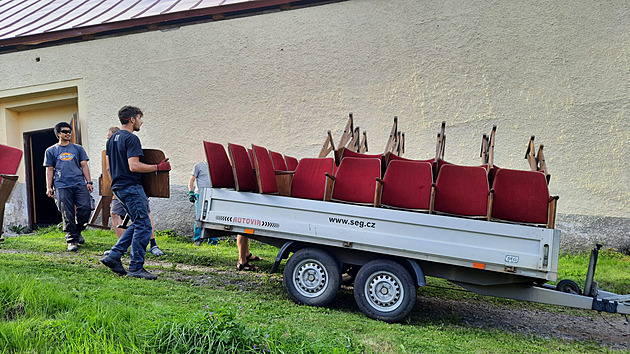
[1,0,628,250]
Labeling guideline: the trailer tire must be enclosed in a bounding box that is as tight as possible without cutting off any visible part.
[556,279,582,295]
[283,248,341,307]
[354,259,416,323]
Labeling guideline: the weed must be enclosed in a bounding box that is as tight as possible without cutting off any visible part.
[8,224,29,234]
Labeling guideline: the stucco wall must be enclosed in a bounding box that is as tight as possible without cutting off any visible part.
[1,0,628,249]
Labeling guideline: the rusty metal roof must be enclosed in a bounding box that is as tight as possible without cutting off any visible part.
[0,0,294,49]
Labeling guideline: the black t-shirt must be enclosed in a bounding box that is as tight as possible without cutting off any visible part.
[106,130,143,190]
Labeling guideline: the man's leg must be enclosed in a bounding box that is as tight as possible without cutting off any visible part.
[55,188,79,247]
[73,185,91,244]
[121,185,153,277]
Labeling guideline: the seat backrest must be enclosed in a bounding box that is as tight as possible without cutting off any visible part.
[291,158,334,200]
[228,143,257,192]
[332,157,381,204]
[387,154,433,166]
[252,144,278,194]
[433,164,489,217]
[381,160,433,210]
[270,150,288,171]
[492,168,549,224]
[341,148,383,162]
[0,144,23,175]
[203,141,234,188]
[285,156,299,171]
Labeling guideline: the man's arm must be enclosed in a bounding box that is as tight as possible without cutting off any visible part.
[189,175,196,192]
[46,166,55,198]
[80,160,94,193]
[128,156,162,173]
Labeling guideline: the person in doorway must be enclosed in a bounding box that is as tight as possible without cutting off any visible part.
[106,126,163,256]
[44,122,93,252]
[100,106,170,280]
[188,160,217,246]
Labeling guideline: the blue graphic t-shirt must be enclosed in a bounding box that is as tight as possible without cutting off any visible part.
[43,143,89,189]
[106,130,144,190]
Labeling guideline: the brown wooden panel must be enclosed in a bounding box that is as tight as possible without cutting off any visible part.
[140,149,170,198]
[100,150,112,196]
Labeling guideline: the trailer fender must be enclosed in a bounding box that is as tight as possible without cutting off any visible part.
[270,241,295,273]
[404,259,426,287]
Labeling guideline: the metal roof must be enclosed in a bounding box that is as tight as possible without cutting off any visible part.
[0,0,295,49]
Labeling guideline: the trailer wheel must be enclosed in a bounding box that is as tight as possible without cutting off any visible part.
[353,259,416,323]
[556,279,582,295]
[283,248,341,306]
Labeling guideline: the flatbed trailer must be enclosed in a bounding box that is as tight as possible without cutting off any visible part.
[197,187,630,322]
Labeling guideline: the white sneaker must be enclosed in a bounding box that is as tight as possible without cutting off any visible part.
[149,245,164,256]
[67,243,78,252]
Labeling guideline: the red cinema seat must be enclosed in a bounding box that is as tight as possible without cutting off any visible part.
[228,143,257,192]
[433,164,490,218]
[203,141,234,189]
[377,160,433,211]
[491,168,557,227]
[285,156,299,172]
[270,150,288,171]
[252,145,278,194]
[291,158,334,200]
[328,157,381,205]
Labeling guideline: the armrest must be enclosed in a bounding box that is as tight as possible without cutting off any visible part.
[429,183,436,214]
[324,173,335,201]
[374,178,384,207]
[547,195,559,229]
[325,172,335,181]
[275,170,295,176]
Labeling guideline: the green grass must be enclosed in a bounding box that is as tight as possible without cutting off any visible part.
[0,228,628,353]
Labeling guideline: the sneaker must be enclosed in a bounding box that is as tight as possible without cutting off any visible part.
[67,243,78,252]
[149,245,164,256]
[77,235,85,244]
[127,268,157,280]
[209,238,218,245]
[103,250,111,256]
[101,256,127,275]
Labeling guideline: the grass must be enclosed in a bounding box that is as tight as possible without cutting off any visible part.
[0,228,628,353]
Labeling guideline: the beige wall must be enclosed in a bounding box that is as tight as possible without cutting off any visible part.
[0,0,628,223]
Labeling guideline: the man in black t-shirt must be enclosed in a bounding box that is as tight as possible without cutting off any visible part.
[100,106,170,280]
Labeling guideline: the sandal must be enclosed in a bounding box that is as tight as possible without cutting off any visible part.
[246,253,263,262]
[237,262,259,272]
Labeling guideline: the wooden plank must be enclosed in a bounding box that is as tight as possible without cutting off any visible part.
[100,150,112,196]
[140,149,170,198]
[0,175,18,238]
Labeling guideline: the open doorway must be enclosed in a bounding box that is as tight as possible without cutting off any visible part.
[23,128,61,227]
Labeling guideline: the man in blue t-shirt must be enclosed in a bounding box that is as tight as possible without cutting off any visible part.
[44,122,93,252]
[100,106,171,280]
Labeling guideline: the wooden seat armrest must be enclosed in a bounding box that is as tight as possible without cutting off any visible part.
[429,184,436,214]
[275,173,293,197]
[324,173,335,201]
[547,195,559,229]
[274,170,295,176]
[486,189,495,221]
[374,178,384,207]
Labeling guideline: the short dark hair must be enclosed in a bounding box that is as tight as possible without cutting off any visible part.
[54,122,72,134]
[118,106,143,124]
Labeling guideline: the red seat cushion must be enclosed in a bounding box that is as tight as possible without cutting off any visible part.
[381,161,433,210]
[492,168,549,224]
[0,144,23,176]
[270,150,288,171]
[285,156,299,171]
[291,158,334,200]
[203,141,234,188]
[434,164,489,217]
[228,143,257,192]
[332,157,381,204]
[252,145,277,194]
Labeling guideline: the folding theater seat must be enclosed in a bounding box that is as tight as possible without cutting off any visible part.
[0,144,23,240]
[431,164,490,218]
[284,156,299,172]
[375,160,433,211]
[325,157,381,205]
[387,154,450,182]
[290,158,334,200]
[203,141,235,188]
[270,150,288,171]
[227,143,257,192]
[491,168,558,228]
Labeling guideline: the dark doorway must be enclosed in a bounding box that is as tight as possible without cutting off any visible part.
[23,129,61,228]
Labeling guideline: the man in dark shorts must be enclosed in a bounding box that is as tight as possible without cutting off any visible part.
[100,106,170,280]
[44,122,93,252]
